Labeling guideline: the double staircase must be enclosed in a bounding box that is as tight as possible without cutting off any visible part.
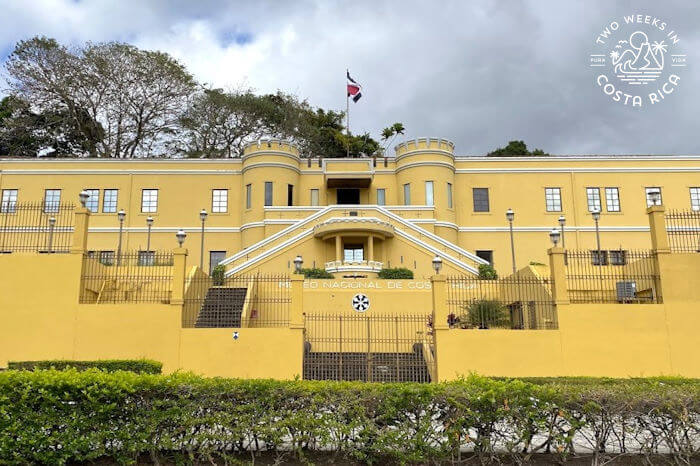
[194,287,248,328]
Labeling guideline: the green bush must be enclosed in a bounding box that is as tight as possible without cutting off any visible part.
[377,267,413,279]
[460,299,510,329]
[7,359,162,374]
[211,264,226,285]
[0,371,698,464]
[299,267,334,279]
[477,263,498,279]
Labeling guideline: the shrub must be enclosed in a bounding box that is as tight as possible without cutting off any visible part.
[378,267,413,279]
[0,371,698,465]
[7,359,162,374]
[478,263,498,279]
[460,299,510,329]
[211,264,226,285]
[299,267,334,279]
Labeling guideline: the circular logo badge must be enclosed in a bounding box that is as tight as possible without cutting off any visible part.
[588,14,686,107]
[351,293,370,312]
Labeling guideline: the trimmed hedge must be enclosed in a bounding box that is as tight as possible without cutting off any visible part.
[377,267,413,279]
[300,267,334,279]
[0,371,698,464]
[7,359,162,374]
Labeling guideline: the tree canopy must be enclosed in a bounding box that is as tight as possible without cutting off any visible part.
[2,36,387,159]
[486,140,548,157]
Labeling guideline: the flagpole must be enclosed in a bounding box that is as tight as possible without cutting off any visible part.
[346,68,350,157]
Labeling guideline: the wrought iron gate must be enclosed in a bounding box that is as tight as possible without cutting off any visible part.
[303,314,435,383]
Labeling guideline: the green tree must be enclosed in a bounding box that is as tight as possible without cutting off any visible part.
[380,122,405,154]
[487,140,548,157]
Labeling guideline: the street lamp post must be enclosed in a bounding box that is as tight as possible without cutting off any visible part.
[47,216,56,253]
[199,209,208,270]
[549,228,561,247]
[117,209,126,265]
[294,255,303,274]
[146,216,154,253]
[176,229,187,247]
[592,208,602,258]
[506,208,516,275]
[432,255,443,275]
[558,215,566,249]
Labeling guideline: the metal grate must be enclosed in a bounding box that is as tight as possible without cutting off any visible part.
[665,209,700,253]
[79,251,174,304]
[303,314,434,383]
[183,274,290,328]
[0,202,74,253]
[446,275,557,329]
[565,249,660,304]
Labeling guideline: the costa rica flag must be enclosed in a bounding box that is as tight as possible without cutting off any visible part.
[347,71,362,102]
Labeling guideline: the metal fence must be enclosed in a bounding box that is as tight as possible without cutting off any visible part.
[446,275,557,330]
[79,251,174,304]
[565,249,660,304]
[0,202,74,253]
[182,274,290,328]
[666,209,700,253]
[303,314,434,383]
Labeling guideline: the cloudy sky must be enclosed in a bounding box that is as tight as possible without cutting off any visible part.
[0,0,697,155]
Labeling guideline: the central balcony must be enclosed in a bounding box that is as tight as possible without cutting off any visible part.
[324,260,384,274]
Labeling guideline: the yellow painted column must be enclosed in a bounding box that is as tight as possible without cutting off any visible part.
[70,207,90,254]
[171,247,188,305]
[290,273,304,329]
[335,235,342,262]
[647,205,670,254]
[548,246,570,305]
[368,235,374,262]
[430,274,448,383]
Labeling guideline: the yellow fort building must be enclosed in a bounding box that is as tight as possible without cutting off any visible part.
[1,137,699,381]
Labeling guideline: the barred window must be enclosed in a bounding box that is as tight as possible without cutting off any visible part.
[44,189,61,213]
[84,189,99,212]
[690,187,700,211]
[586,187,601,212]
[102,189,118,213]
[99,250,115,266]
[212,189,228,213]
[472,188,489,212]
[138,250,155,266]
[141,189,158,213]
[545,187,561,212]
[645,187,662,207]
[605,187,620,212]
[609,250,627,266]
[591,250,608,266]
[376,188,385,206]
[1,189,18,213]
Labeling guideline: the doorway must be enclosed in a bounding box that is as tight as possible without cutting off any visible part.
[337,188,360,205]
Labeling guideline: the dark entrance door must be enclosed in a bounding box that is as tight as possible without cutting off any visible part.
[336,188,360,204]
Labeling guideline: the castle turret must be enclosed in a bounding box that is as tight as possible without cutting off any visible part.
[395,138,457,242]
[241,139,301,247]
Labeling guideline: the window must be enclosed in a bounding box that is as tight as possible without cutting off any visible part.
[645,187,662,207]
[212,189,228,213]
[287,184,294,207]
[343,244,364,262]
[376,188,385,206]
[310,189,319,206]
[609,250,627,266]
[1,189,18,213]
[264,182,273,206]
[209,251,227,274]
[99,250,115,266]
[472,188,489,212]
[245,184,252,209]
[141,189,158,213]
[605,187,621,212]
[447,183,453,209]
[586,187,601,212]
[545,187,562,212]
[138,250,155,266]
[102,189,118,213]
[44,189,61,213]
[425,181,434,206]
[691,187,700,211]
[84,189,99,212]
[476,250,493,265]
[403,183,411,205]
[591,250,608,266]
